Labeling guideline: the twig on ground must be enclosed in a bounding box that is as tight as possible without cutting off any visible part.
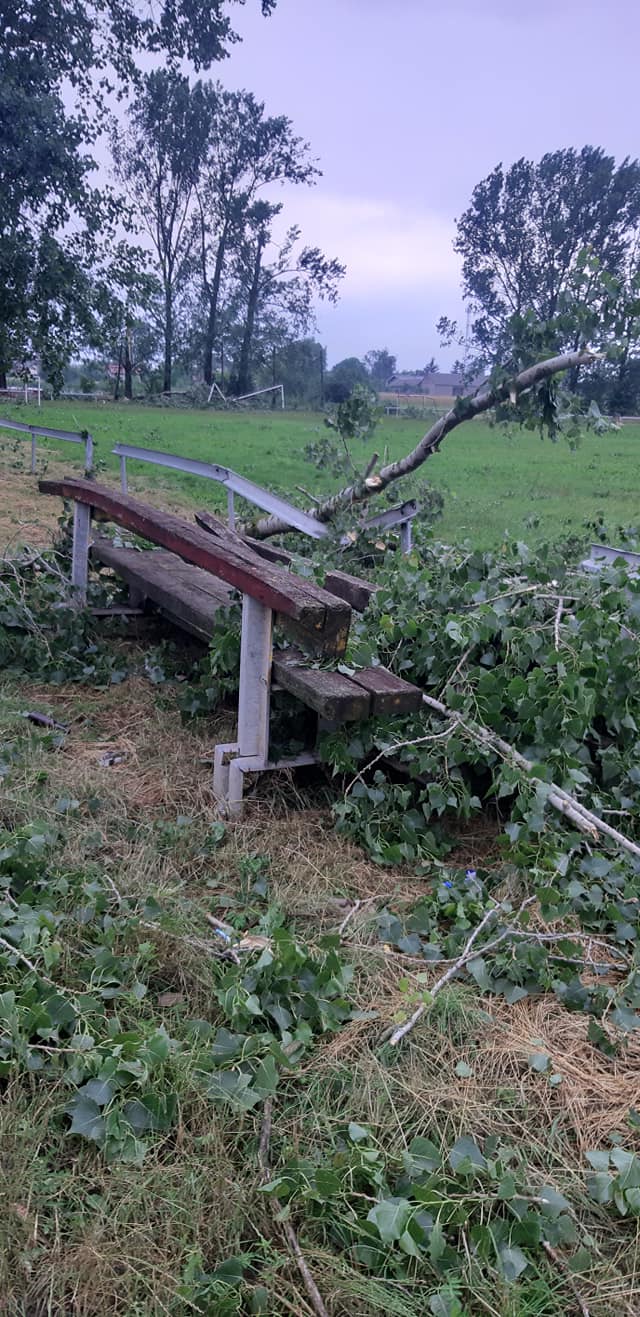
[258,1098,330,1317]
[541,1241,591,1317]
[382,896,536,1047]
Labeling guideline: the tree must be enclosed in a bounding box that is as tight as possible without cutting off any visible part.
[455,147,640,367]
[113,71,210,393]
[0,0,276,387]
[364,348,396,388]
[324,357,370,404]
[230,212,344,396]
[195,86,320,386]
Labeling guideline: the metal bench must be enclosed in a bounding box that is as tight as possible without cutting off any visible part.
[39,478,421,814]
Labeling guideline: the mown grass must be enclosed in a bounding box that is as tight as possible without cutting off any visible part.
[1,399,639,548]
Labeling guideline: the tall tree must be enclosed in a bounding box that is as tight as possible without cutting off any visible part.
[113,71,210,393]
[364,348,396,388]
[231,214,344,396]
[455,147,640,367]
[195,85,320,386]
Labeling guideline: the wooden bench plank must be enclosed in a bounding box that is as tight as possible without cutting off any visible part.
[40,478,351,657]
[91,540,231,642]
[350,666,423,717]
[324,569,381,613]
[272,652,370,722]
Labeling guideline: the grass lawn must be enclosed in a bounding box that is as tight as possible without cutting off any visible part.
[1,399,638,548]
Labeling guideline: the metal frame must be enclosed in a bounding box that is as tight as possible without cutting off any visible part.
[212,593,317,814]
[112,441,418,551]
[112,442,328,538]
[0,416,93,473]
[582,543,640,576]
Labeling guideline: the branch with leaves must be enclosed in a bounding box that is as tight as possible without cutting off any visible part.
[246,348,601,538]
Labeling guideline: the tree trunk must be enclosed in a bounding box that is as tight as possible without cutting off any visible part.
[0,370,7,391]
[124,330,133,400]
[235,234,265,397]
[113,342,123,401]
[245,348,601,539]
[202,239,227,386]
[163,285,173,394]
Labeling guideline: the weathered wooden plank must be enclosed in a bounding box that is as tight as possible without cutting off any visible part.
[195,509,293,566]
[350,666,422,717]
[273,651,370,722]
[324,569,381,613]
[40,478,351,656]
[91,540,229,642]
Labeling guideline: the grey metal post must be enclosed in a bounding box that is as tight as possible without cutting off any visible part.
[400,519,413,555]
[84,432,94,474]
[120,455,128,493]
[227,488,235,529]
[30,429,36,474]
[71,503,91,604]
[237,594,272,764]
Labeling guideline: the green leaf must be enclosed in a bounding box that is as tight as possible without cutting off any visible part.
[67,1096,105,1142]
[454,1060,474,1078]
[348,1122,370,1143]
[498,1244,529,1281]
[528,1052,550,1072]
[367,1198,412,1245]
[585,1150,610,1172]
[448,1136,486,1173]
[79,1079,114,1107]
[538,1185,571,1219]
[405,1136,441,1173]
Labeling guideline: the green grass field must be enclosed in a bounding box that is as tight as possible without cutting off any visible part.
[2,400,638,547]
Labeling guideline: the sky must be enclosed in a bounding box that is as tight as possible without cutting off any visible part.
[211,0,640,368]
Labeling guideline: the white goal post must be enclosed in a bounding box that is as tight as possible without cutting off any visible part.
[207,381,285,409]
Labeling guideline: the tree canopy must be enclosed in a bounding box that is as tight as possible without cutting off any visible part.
[455,146,640,367]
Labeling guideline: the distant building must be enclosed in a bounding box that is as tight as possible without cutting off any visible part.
[385,370,487,397]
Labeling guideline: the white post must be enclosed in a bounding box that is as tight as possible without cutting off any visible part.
[280,385,285,410]
[71,503,91,604]
[237,595,272,765]
[84,432,94,474]
[37,377,41,407]
[30,429,36,474]
[227,488,235,529]
[24,381,28,404]
[120,455,128,493]
[400,520,413,555]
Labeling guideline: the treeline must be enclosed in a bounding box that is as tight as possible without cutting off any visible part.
[0,2,344,398]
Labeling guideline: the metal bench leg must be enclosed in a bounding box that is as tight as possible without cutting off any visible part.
[213,595,273,817]
[71,502,91,604]
[400,520,413,554]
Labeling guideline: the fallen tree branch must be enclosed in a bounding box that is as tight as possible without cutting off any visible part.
[419,692,640,861]
[382,897,536,1046]
[246,349,601,539]
[258,1098,330,1317]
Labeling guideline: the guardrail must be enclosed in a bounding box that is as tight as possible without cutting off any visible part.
[112,442,328,538]
[112,441,418,551]
[0,416,94,472]
[112,440,417,550]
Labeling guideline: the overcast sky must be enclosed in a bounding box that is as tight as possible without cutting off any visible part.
[214,0,640,367]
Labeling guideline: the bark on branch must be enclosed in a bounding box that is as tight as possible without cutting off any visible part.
[246,349,600,540]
